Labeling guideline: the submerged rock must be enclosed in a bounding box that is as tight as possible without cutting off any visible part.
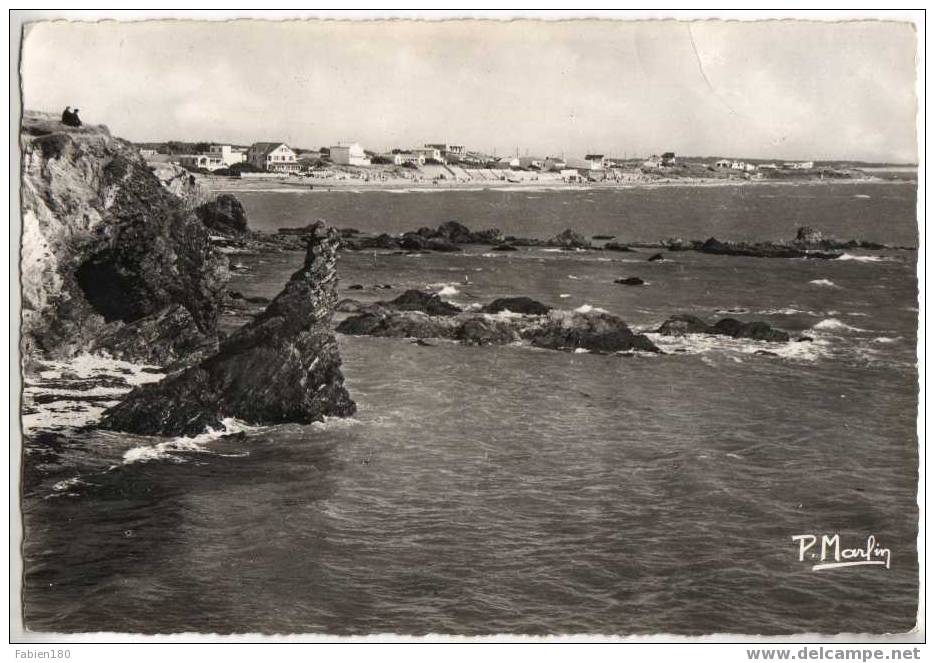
[656,314,790,343]
[648,253,665,262]
[100,226,356,436]
[614,277,645,286]
[604,242,633,252]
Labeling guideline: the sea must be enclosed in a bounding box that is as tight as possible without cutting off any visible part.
[21,180,921,636]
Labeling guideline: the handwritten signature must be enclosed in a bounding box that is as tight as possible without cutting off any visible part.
[791,534,891,571]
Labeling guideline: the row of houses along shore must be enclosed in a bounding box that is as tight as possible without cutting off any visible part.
[138,140,818,182]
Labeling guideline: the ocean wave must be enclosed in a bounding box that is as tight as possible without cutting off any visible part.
[873,336,902,344]
[647,332,828,362]
[812,318,867,333]
[838,253,889,262]
[573,304,609,314]
[809,279,840,288]
[436,285,460,297]
[121,418,260,465]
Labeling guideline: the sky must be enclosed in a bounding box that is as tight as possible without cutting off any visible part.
[21,18,919,162]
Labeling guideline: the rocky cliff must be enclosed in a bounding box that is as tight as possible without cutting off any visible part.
[20,111,229,364]
[100,225,356,436]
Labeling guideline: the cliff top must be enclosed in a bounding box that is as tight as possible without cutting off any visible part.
[22,109,111,139]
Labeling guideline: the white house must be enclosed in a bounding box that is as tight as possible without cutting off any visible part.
[731,161,757,172]
[177,154,225,171]
[140,148,158,158]
[560,168,582,182]
[543,157,567,171]
[644,155,664,168]
[331,142,371,166]
[383,151,425,166]
[412,146,443,163]
[584,154,608,170]
[425,143,465,159]
[208,144,247,167]
[247,142,301,172]
[517,156,545,170]
[715,159,732,169]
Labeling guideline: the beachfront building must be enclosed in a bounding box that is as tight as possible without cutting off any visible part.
[140,148,158,158]
[730,161,757,172]
[383,151,425,166]
[248,142,301,172]
[585,154,608,170]
[560,168,582,183]
[208,144,247,167]
[644,155,664,168]
[517,156,545,170]
[543,156,567,171]
[494,156,520,169]
[425,143,466,160]
[661,152,677,166]
[331,142,371,166]
[177,154,225,171]
[412,146,444,163]
[715,159,732,169]
[759,163,778,170]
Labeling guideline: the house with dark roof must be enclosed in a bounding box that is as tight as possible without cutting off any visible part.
[247,142,300,172]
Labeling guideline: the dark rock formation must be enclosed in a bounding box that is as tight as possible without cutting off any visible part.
[483,297,552,315]
[546,228,591,249]
[699,237,841,260]
[195,194,248,236]
[399,233,461,252]
[648,253,665,262]
[491,244,518,252]
[455,318,520,346]
[604,242,633,252]
[614,277,645,286]
[656,314,790,343]
[336,311,457,339]
[20,111,229,364]
[387,289,462,316]
[592,235,616,240]
[100,226,355,436]
[525,310,660,353]
[338,296,659,355]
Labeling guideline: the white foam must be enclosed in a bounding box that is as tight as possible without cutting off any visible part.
[854,194,871,198]
[437,285,460,297]
[812,318,867,333]
[838,253,889,262]
[121,418,260,465]
[559,294,571,298]
[809,279,840,288]
[23,354,165,431]
[647,332,828,362]
[873,336,902,344]
[573,304,609,314]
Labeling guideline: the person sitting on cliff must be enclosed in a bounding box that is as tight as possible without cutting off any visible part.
[61,106,82,127]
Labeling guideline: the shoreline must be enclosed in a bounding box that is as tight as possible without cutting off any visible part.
[199,173,910,194]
